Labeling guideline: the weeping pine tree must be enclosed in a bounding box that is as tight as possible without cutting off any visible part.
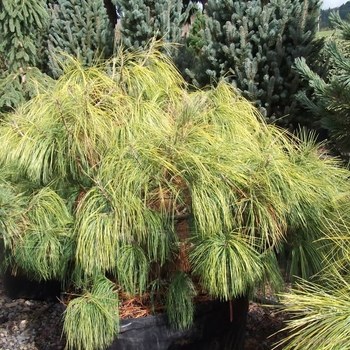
[0,44,349,350]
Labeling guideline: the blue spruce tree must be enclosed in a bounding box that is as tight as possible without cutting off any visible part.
[47,0,115,78]
[186,0,325,128]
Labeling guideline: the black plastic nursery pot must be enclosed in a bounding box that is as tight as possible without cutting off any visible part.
[0,240,61,302]
[1,268,61,302]
[107,296,249,350]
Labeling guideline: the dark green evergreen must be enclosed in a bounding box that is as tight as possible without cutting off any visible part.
[186,0,324,128]
[0,0,49,112]
[115,0,192,51]
[187,10,206,54]
[47,0,115,78]
[296,12,350,155]
[319,1,350,30]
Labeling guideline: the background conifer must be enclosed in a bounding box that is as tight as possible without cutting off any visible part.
[0,0,49,111]
[186,0,325,128]
[47,0,115,78]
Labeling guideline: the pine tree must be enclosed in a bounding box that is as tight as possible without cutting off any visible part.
[186,0,324,128]
[115,0,191,51]
[295,12,350,155]
[1,47,349,350]
[47,0,115,78]
[175,8,206,80]
[0,0,49,111]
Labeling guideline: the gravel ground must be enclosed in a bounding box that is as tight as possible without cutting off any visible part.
[0,278,65,350]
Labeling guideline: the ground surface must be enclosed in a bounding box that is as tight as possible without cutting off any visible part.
[245,301,290,350]
[316,29,337,38]
[0,276,291,349]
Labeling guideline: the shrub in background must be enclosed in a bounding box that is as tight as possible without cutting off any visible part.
[296,12,350,155]
[0,0,49,111]
[186,0,325,128]
[47,0,115,78]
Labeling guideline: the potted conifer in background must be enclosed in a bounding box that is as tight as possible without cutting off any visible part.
[0,44,349,350]
[269,11,350,350]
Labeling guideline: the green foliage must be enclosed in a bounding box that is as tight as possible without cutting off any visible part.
[0,68,48,112]
[0,45,349,349]
[186,0,325,127]
[259,250,284,292]
[295,12,350,154]
[275,206,350,349]
[0,181,27,248]
[47,0,115,78]
[0,0,49,111]
[9,187,74,280]
[275,277,350,350]
[166,271,196,329]
[114,244,149,296]
[63,276,119,350]
[116,0,191,50]
[0,0,49,72]
[190,232,263,300]
[187,9,206,53]
[0,182,74,281]
[279,129,348,280]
